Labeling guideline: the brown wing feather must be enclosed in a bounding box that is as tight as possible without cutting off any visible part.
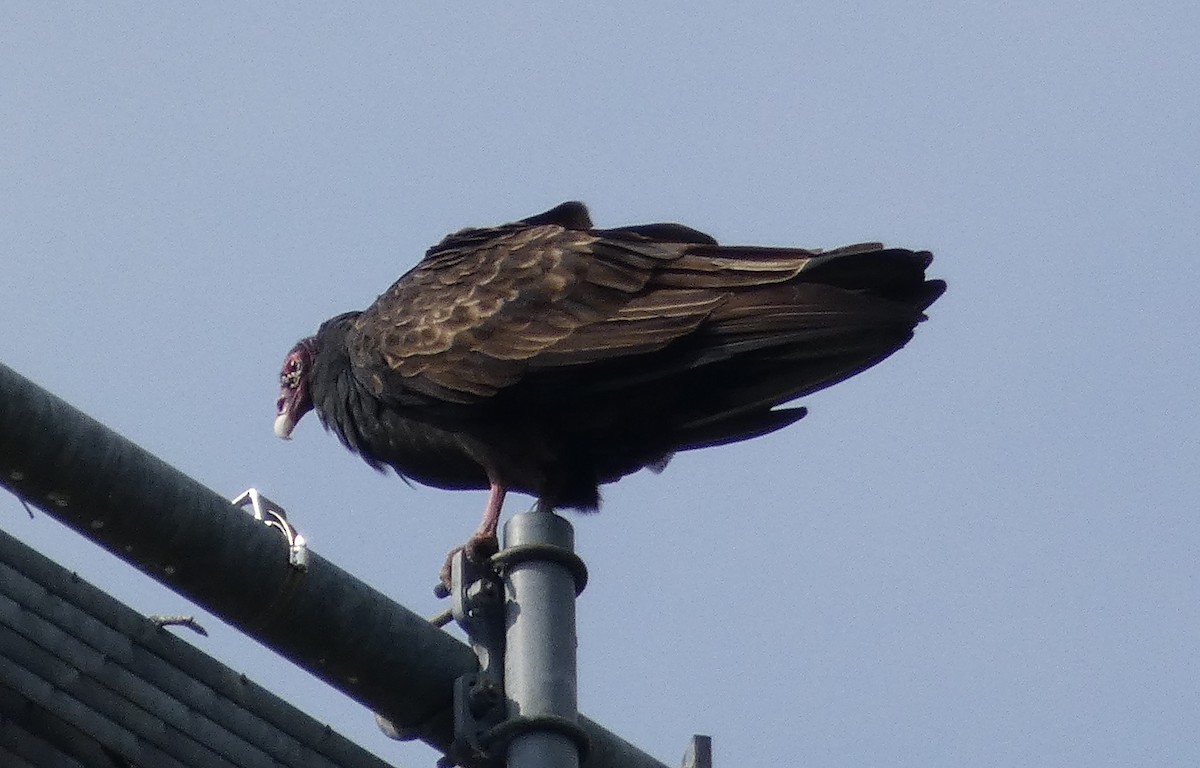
[347,221,714,404]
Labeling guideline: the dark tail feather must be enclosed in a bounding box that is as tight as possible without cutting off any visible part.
[661,246,943,451]
[800,248,944,308]
[673,406,808,452]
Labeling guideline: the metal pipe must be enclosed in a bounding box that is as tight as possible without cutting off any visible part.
[0,361,669,768]
[0,361,471,741]
[499,511,586,768]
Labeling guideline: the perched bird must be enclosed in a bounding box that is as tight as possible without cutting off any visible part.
[275,201,944,589]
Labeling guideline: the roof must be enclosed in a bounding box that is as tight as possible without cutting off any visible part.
[0,527,394,768]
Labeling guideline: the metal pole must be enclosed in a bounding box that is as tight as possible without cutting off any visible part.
[0,363,471,739]
[0,361,670,768]
[498,510,589,768]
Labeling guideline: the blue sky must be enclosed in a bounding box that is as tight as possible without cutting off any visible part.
[3,3,1197,766]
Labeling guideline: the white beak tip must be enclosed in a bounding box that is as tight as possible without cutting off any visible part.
[274,413,296,440]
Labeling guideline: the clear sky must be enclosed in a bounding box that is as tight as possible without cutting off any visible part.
[3,3,1197,766]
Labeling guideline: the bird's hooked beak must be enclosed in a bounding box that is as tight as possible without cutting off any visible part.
[274,399,298,440]
[275,341,315,440]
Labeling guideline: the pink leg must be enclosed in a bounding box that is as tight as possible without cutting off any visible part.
[472,483,506,543]
[436,483,506,596]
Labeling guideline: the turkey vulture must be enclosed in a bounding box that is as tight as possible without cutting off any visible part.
[275,201,944,588]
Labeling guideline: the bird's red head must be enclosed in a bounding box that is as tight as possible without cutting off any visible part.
[274,338,316,440]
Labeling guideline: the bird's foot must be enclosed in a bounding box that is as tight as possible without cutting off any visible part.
[434,531,500,598]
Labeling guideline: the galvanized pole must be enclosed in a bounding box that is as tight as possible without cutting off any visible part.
[495,510,590,768]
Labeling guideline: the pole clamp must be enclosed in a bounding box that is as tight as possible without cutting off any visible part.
[491,543,589,595]
[481,714,592,761]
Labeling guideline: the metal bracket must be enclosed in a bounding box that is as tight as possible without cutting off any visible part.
[681,735,712,768]
[451,549,506,675]
[443,549,508,768]
[230,488,309,570]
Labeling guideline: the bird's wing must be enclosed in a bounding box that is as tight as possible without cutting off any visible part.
[346,203,934,412]
[345,202,841,407]
[347,216,715,405]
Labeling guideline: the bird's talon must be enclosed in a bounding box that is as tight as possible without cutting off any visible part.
[465,533,500,564]
[434,533,500,598]
[435,545,462,598]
